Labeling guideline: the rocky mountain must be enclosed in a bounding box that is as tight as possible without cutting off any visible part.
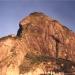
[0,12,75,75]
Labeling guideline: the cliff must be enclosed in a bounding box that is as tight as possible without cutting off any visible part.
[0,12,75,75]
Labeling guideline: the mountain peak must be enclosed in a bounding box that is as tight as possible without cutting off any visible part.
[0,12,75,75]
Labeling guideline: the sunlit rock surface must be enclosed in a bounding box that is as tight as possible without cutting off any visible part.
[0,12,75,75]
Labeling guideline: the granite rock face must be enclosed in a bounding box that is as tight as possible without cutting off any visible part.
[0,12,75,75]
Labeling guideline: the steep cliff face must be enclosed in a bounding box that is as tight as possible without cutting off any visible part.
[0,12,75,75]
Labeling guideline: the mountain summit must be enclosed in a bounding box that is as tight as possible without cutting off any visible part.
[0,12,75,75]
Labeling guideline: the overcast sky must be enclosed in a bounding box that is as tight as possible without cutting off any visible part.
[0,0,75,37]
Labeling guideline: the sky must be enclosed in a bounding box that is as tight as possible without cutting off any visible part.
[0,0,75,37]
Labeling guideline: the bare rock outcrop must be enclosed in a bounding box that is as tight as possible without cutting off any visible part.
[0,12,75,75]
